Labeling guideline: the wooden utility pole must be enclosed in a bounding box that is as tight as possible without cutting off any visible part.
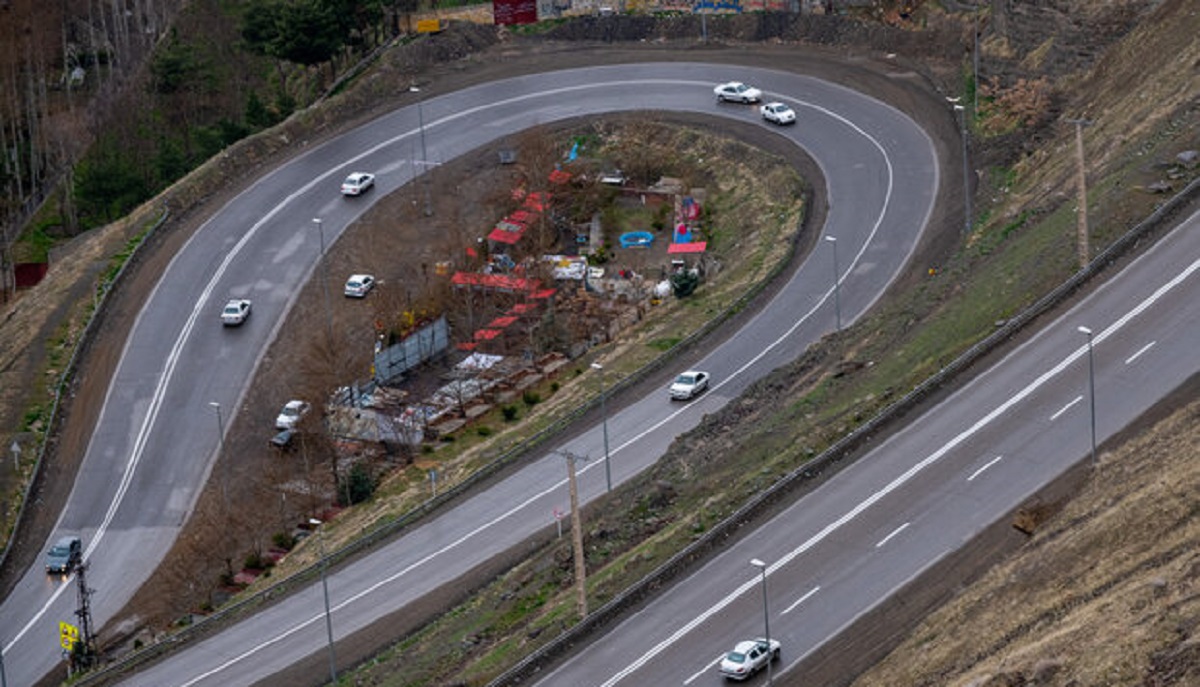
[558,450,588,618]
[1065,118,1093,269]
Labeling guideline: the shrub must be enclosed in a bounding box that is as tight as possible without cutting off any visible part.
[522,390,541,406]
[477,425,493,437]
[502,405,520,422]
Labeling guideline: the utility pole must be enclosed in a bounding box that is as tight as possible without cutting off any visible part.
[557,449,588,618]
[73,561,96,672]
[1064,118,1093,269]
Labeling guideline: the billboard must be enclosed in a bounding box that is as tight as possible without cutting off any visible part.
[494,0,538,25]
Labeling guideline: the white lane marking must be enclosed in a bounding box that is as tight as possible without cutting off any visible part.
[875,522,910,548]
[1126,340,1155,365]
[967,455,1004,482]
[782,586,821,615]
[684,655,726,684]
[1050,396,1083,421]
[596,254,1200,686]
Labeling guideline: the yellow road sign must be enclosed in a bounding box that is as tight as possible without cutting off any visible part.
[59,621,79,651]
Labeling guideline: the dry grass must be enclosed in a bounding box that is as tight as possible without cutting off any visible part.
[853,397,1200,687]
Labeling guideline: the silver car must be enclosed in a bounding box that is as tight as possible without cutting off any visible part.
[718,638,780,681]
[221,299,251,326]
[760,102,797,125]
[714,81,763,104]
[669,370,710,401]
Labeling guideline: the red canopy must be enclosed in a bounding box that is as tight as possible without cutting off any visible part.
[451,272,541,293]
[667,242,708,254]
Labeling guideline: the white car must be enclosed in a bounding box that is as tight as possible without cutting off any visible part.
[344,274,376,298]
[220,299,251,326]
[669,370,710,401]
[718,638,780,681]
[340,172,375,196]
[760,102,796,125]
[714,81,763,104]
[275,400,311,430]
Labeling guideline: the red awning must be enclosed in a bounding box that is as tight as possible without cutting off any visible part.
[508,303,537,314]
[487,227,525,244]
[531,288,558,299]
[523,192,549,211]
[474,329,502,341]
[451,272,541,293]
[488,316,519,329]
[667,241,708,254]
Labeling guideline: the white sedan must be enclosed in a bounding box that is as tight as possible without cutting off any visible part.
[340,172,375,196]
[669,370,710,401]
[220,299,251,326]
[760,102,796,125]
[718,638,780,681]
[714,81,763,104]
[275,400,311,430]
[344,274,376,298]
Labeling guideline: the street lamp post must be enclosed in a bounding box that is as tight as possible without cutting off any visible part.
[409,85,432,217]
[556,450,589,618]
[1077,326,1097,468]
[590,362,611,492]
[824,235,840,332]
[208,402,227,507]
[750,558,772,685]
[309,518,338,684]
[311,218,334,343]
[948,99,972,234]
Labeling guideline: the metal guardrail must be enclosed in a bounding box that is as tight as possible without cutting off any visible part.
[0,208,168,579]
[485,177,1200,686]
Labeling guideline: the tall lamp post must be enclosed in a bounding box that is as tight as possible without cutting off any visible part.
[750,558,773,685]
[311,218,334,344]
[409,85,432,217]
[309,518,338,684]
[825,235,840,332]
[948,98,972,234]
[1077,326,1097,468]
[208,402,227,507]
[590,362,611,492]
[556,449,589,618]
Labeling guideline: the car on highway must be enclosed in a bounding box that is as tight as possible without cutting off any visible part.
[45,535,82,575]
[714,81,762,103]
[760,102,796,125]
[344,274,376,298]
[275,400,311,430]
[718,638,780,681]
[221,299,252,326]
[340,171,375,196]
[669,370,710,400]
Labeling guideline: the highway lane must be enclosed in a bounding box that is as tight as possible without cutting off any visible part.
[0,63,936,686]
[93,65,931,687]
[536,210,1200,686]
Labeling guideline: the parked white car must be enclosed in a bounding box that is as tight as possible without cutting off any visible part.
[275,400,311,430]
[344,274,376,298]
[714,81,763,104]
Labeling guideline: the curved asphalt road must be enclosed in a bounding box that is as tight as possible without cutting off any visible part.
[0,63,935,686]
[537,211,1200,685]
